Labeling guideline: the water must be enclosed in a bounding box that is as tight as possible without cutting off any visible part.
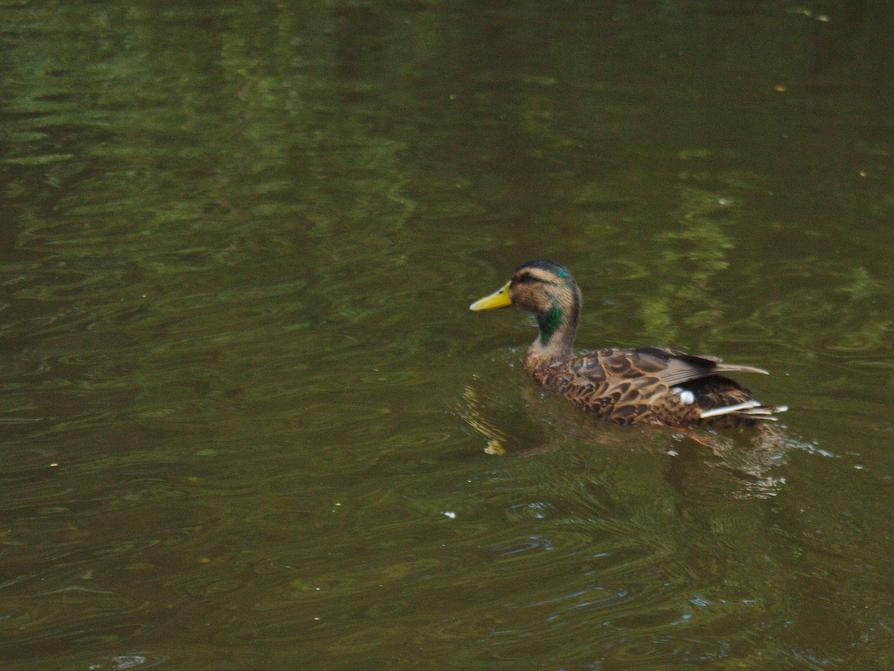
[2,1,893,668]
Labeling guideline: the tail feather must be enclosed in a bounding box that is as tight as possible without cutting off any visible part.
[700,400,760,418]
[713,363,770,376]
[700,401,788,421]
[738,404,789,416]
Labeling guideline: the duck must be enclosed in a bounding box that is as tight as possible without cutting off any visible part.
[469,260,788,427]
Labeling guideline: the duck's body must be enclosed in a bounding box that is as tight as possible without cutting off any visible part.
[470,260,787,428]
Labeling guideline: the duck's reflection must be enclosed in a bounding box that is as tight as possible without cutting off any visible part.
[460,381,509,456]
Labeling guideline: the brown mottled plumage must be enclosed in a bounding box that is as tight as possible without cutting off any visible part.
[469,260,788,427]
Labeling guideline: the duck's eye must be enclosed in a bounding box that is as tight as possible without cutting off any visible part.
[516,274,539,284]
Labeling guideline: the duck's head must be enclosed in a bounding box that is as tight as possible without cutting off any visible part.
[469,260,581,357]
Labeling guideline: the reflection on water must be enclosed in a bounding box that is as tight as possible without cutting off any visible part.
[2,0,893,669]
[460,381,509,456]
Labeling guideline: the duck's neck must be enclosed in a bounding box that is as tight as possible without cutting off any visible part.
[527,288,581,364]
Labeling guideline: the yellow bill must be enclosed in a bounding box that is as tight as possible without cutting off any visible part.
[469,281,512,311]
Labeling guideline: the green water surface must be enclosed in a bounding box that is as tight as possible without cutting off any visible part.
[1,1,893,669]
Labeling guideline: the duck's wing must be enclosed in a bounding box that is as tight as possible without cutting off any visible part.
[564,347,776,423]
[578,346,769,386]
[561,349,677,424]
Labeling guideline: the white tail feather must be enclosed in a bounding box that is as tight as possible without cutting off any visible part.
[699,401,761,419]
[700,402,789,421]
[715,364,770,376]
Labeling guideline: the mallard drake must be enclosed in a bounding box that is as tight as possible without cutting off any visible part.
[469,260,788,427]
